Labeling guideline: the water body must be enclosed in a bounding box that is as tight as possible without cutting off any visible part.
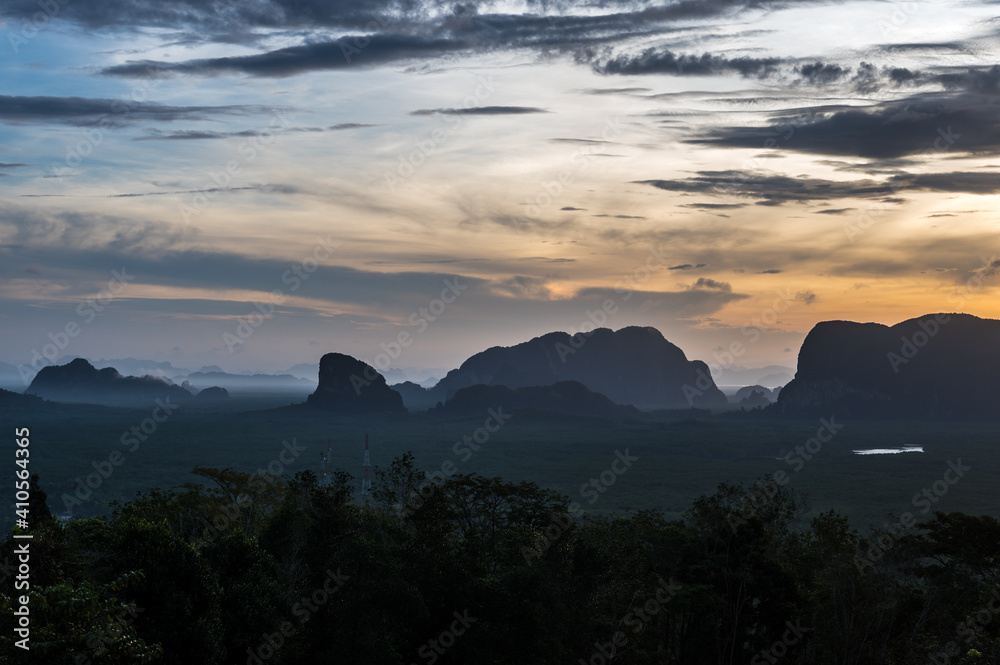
[853,446,924,455]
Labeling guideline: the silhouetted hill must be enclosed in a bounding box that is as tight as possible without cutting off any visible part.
[424,326,727,409]
[731,385,779,407]
[306,353,406,415]
[391,381,441,412]
[432,381,640,419]
[195,386,230,401]
[777,313,1000,417]
[0,388,45,407]
[26,358,192,406]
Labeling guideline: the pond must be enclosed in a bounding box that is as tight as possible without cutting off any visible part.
[853,446,924,455]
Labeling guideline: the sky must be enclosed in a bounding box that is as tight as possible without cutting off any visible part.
[1,0,999,380]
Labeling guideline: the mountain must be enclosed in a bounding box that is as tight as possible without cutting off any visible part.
[422,326,727,409]
[26,358,192,406]
[0,388,45,408]
[777,313,1000,417]
[431,380,640,420]
[182,371,313,393]
[306,353,406,415]
[731,385,780,407]
[90,358,191,380]
[391,381,441,412]
[194,386,230,401]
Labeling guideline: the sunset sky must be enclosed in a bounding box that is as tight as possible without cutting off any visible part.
[2,0,999,379]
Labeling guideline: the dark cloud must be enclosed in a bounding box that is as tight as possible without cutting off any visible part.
[816,208,854,215]
[680,202,747,210]
[690,86,1000,159]
[2,0,824,40]
[757,269,782,274]
[888,171,1000,195]
[887,67,920,84]
[102,184,301,198]
[794,290,816,304]
[133,124,372,140]
[637,171,889,204]
[560,206,585,211]
[576,285,749,315]
[410,106,548,116]
[936,65,1000,94]
[639,166,1000,205]
[0,163,27,169]
[329,122,377,130]
[797,61,850,85]
[102,35,472,78]
[880,42,966,52]
[579,87,652,95]
[592,214,646,219]
[589,48,782,77]
[691,277,732,292]
[0,94,273,125]
[80,0,846,78]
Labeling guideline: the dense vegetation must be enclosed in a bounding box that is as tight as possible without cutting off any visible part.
[3,462,999,665]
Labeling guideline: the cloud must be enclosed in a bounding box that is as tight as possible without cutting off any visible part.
[576,285,749,316]
[637,171,889,204]
[579,87,652,95]
[880,42,966,52]
[680,202,747,210]
[588,48,782,77]
[491,276,552,299]
[102,35,472,78]
[887,67,920,84]
[410,106,548,116]
[794,290,817,304]
[887,172,1000,195]
[86,0,844,78]
[640,166,1000,205]
[0,94,274,125]
[689,87,1000,160]
[329,123,377,130]
[691,277,732,292]
[669,263,707,270]
[816,208,854,215]
[757,269,782,274]
[796,61,850,85]
[133,124,373,141]
[937,65,1000,93]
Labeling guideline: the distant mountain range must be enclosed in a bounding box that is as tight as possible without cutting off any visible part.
[10,315,993,419]
[26,358,193,406]
[730,385,780,407]
[777,313,1000,417]
[394,326,728,410]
